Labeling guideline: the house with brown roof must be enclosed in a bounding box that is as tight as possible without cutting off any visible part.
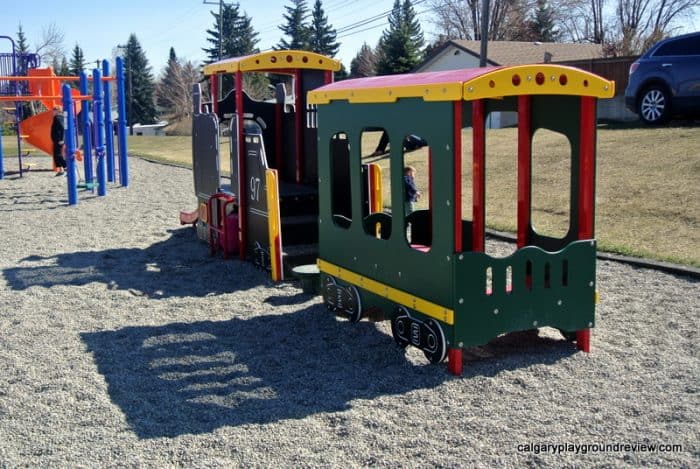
[416,40,604,72]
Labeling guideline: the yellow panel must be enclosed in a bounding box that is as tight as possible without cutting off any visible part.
[266,169,283,281]
[317,259,454,325]
[308,82,462,105]
[462,64,615,100]
[203,50,341,75]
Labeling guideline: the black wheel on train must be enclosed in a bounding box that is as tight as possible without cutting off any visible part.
[422,318,447,364]
[390,310,410,348]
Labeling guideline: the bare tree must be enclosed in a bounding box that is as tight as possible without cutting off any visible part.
[428,0,535,41]
[34,23,66,67]
[157,58,202,134]
[613,0,699,54]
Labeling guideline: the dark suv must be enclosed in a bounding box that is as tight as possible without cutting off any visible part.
[625,31,700,125]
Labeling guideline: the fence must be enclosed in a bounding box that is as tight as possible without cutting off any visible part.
[556,56,639,96]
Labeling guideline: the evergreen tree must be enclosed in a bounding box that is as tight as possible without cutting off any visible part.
[375,0,424,75]
[334,63,348,81]
[308,0,339,57]
[277,0,312,50]
[530,0,560,42]
[69,44,86,76]
[157,47,182,113]
[203,3,259,63]
[56,56,70,76]
[16,24,30,54]
[349,43,377,78]
[123,34,158,126]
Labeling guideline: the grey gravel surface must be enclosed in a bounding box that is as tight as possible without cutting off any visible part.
[0,156,698,467]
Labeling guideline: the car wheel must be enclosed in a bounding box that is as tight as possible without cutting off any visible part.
[638,86,671,125]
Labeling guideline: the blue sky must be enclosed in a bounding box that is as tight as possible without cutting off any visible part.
[1,0,430,76]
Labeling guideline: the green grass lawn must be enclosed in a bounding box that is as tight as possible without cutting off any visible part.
[3,123,698,267]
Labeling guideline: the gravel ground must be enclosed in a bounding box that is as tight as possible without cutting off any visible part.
[0,156,697,467]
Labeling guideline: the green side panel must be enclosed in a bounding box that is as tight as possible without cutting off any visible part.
[317,99,455,308]
[453,240,596,347]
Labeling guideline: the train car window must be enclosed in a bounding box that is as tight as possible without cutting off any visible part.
[484,112,518,257]
[531,129,571,239]
[361,128,391,239]
[460,124,474,250]
[330,132,352,229]
[402,134,431,251]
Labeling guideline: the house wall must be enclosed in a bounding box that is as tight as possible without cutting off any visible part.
[417,46,482,72]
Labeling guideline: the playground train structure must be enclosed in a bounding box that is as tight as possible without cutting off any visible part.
[186,50,615,375]
[0,35,128,204]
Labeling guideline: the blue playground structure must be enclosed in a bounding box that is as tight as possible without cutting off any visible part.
[0,35,129,205]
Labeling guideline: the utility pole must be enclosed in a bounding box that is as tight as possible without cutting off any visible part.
[480,0,490,67]
[202,0,230,61]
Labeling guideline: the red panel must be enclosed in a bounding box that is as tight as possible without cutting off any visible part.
[578,97,596,239]
[235,71,246,260]
[517,95,532,248]
[453,102,462,253]
[472,100,485,253]
[324,70,333,84]
[294,70,303,183]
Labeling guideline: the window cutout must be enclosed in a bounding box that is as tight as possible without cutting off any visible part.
[460,120,474,252]
[544,262,551,288]
[362,128,391,239]
[330,132,351,229]
[506,265,513,293]
[562,259,569,286]
[531,129,571,239]
[525,260,533,291]
[485,112,518,257]
[485,267,493,295]
[402,134,431,251]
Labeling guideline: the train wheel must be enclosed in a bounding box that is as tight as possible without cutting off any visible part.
[422,318,447,364]
[321,275,363,323]
[390,307,410,348]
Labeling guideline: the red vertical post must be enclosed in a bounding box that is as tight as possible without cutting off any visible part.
[324,70,333,84]
[448,348,463,376]
[576,329,591,353]
[235,71,246,260]
[472,100,485,252]
[428,148,433,214]
[578,96,596,240]
[577,96,596,353]
[294,70,303,184]
[210,74,218,116]
[453,101,462,253]
[517,95,532,249]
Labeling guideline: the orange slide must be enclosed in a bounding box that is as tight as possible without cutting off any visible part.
[17,68,83,167]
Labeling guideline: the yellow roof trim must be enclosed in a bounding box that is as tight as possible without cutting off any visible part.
[462,64,615,100]
[308,82,463,105]
[318,258,455,325]
[203,50,341,75]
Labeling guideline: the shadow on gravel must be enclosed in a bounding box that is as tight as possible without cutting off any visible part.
[81,308,576,439]
[3,227,265,298]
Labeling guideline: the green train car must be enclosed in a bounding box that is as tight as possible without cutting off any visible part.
[308,65,614,375]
